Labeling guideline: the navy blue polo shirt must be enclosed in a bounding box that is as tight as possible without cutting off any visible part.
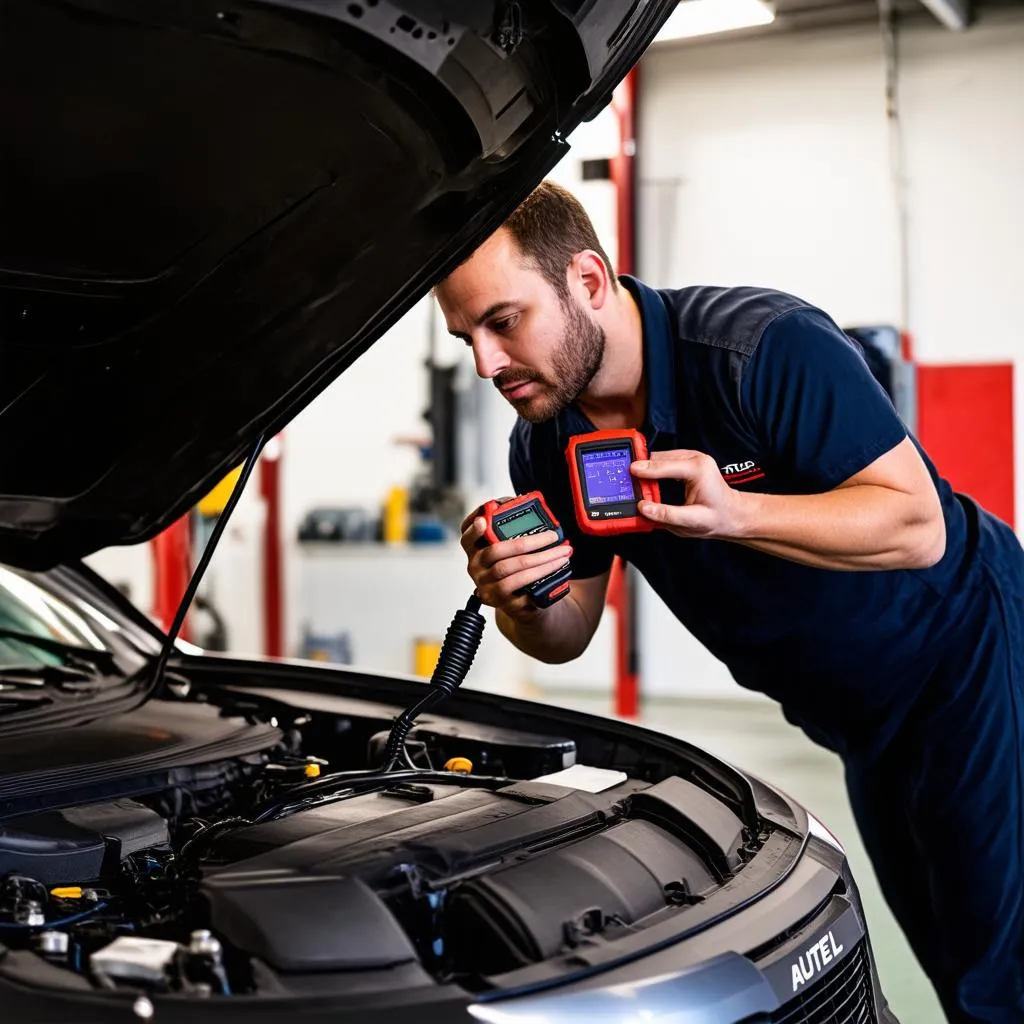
[509,275,1002,758]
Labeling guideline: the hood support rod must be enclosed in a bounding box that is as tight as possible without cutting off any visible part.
[137,434,267,708]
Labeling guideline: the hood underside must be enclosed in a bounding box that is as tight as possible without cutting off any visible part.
[0,0,674,570]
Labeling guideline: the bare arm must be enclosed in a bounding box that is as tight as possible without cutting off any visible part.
[634,437,946,571]
[496,572,610,663]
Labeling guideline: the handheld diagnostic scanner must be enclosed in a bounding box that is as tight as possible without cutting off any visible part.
[565,429,661,536]
[478,492,571,608]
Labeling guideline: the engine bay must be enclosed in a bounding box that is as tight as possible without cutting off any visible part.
[0,677,773,1003]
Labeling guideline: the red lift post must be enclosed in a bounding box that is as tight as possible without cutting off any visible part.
[608,66,641,719]
[259,434,285,659]
[151,434,285,657]
[150,514,192,640]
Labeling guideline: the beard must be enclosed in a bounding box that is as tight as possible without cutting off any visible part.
[494,296,606,423]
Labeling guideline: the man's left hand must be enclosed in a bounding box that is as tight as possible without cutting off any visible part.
[631,450,746,540]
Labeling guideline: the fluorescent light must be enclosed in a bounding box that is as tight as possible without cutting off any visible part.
[654,0,775,41]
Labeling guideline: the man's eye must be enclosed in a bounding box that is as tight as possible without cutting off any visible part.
[493,315,519,333]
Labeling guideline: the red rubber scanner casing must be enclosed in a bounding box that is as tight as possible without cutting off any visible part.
[477,492,571,608]
[479,491,561,547]
[565,429,660,536]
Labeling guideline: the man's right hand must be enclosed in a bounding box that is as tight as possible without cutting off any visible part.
[460,505,573,622]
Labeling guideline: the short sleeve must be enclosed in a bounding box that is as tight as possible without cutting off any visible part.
[744,308,908,492]
[508,421,614,580]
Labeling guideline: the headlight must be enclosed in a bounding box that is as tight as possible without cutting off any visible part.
[806,811,845,854]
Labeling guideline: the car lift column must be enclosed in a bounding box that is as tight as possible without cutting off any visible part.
[609,66,641,719]
[260,434,285,659]
[151,515,192,640]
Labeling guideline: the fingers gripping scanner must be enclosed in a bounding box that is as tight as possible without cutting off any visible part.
[566,429,660,536]
[478,492,572,608]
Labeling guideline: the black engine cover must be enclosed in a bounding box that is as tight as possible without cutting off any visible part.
[202,775,746,977]
[0,799,168,885]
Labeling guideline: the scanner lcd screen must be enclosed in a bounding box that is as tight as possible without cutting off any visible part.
[581,447,635,506]
[496,507,545,538]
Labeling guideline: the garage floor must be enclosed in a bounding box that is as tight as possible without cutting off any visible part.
[536,689,944,1024]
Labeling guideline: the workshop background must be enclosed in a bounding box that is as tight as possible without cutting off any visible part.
[86,2,1023,1020]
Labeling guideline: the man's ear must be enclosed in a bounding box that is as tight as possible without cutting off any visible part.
[570,250,612,310]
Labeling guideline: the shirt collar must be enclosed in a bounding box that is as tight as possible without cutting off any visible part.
[621,275,677,437]
[555,274,677,445]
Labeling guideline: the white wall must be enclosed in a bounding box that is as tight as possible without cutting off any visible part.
[634,9,1024,698]
[898,15,1024,367]
[896,16,1024,539]
[282,302,433,519]
[640,29,902,321]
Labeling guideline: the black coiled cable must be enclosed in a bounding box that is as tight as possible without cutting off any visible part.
[383,595,485,769]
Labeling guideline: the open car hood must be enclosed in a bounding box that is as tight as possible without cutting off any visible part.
[0,0,674,570]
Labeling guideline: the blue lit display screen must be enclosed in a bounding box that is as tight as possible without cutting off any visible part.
[582,447,635,506]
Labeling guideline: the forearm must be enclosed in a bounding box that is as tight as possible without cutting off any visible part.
[496,590,596,664]
[732,485,946,570]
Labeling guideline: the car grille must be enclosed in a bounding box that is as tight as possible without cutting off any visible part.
[771,940,876,1024]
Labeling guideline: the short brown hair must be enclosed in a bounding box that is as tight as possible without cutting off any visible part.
[503,181,618,298]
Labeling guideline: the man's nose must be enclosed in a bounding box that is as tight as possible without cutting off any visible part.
[471,334,510,380]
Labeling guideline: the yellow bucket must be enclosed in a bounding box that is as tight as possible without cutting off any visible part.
[413,638,441,678]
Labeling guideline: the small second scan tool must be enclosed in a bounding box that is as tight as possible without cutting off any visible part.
[479,492,571,608]
[565,429,661,536]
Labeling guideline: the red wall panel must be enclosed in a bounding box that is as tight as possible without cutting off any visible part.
[916,363,1015,529]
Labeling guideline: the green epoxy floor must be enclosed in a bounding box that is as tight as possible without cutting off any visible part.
[538,690,945,1024]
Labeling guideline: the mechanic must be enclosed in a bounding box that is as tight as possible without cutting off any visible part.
[434,180,1024,1024]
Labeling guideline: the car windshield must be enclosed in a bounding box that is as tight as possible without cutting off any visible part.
[0,566,119,669]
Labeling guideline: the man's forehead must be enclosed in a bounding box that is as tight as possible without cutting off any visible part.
[459,230,534,283]
[438,233,537,315]
[473,227,525,263]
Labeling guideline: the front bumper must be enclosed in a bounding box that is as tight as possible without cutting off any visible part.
[468,835,897,1024]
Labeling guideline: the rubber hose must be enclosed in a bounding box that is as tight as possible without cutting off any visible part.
[384,596,485,767]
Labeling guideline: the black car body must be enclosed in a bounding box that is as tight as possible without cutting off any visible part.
[0,563,896,1022]
[0,2,897,1021]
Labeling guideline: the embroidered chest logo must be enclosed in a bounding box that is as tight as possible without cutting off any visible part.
[719,459,765,485]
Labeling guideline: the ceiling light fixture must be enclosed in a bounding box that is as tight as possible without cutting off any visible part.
[653,0,776,42]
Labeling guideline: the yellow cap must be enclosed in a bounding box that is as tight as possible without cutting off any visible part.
[197,466,243,517]
[51,887,83,899]
[444,757,473,774]
[304,763,321,778]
